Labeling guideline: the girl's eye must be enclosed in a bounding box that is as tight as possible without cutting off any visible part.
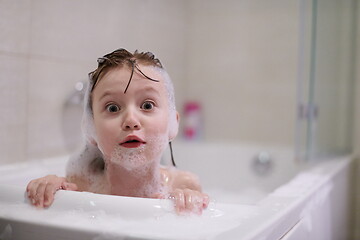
[106,104,120,113]
[141,101,155,111]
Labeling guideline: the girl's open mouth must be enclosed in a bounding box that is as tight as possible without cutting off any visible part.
[120,136,146,148]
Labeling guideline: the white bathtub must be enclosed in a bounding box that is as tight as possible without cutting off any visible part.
[0,142,353,240]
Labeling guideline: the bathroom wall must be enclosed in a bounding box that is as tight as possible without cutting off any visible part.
[184,0,298,145]
[0,0,300,164]
[0,0,187,163]
[353,0,360,238]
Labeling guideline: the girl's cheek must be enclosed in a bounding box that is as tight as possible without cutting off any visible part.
[97,135,114,158]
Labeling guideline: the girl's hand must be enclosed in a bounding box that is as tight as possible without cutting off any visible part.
[26,175,78,208]
[169,188,209,215]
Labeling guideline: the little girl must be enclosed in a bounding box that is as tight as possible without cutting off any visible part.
[26,48,209,214]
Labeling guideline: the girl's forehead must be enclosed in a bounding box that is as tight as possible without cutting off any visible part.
[107,65,162,83]
[95,66,167,96]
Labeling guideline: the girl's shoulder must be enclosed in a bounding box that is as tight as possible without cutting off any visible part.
[159,166,202,191]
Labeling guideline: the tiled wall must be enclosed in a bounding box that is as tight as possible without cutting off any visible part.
[2,0,354,165]
[0,1,31,164]
[1,0,300,164]
[184,1,298,145]
[0,0,187,163]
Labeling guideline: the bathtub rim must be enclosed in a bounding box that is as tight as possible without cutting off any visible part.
[216,154,353,240]
[0,152,353,240]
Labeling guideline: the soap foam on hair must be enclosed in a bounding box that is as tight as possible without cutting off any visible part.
[66,143,110,194]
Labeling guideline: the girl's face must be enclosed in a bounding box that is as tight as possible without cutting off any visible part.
[91,65,173,169]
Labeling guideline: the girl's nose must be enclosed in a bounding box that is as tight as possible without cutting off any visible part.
[122,109,141,130]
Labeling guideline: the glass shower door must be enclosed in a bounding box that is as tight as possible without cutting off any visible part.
[296,0,356,160]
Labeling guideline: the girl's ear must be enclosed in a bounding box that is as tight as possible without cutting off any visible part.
[169,111,180,141]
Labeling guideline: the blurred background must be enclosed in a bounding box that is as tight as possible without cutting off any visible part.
[0,0,300,161]
[0,0,357,161]
[0,0,359,237]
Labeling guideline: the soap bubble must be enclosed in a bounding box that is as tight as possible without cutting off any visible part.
[110,145,147,171]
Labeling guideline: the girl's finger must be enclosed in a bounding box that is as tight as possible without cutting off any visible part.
[26,180,36,199]
[27,181,41,205]
[35,181,47,207]
[62,182,78,191]
[184,190,193,211]
[184,190,203,214]
[171,190,185,214]
[43,183,59,207]
[202,194,210,208]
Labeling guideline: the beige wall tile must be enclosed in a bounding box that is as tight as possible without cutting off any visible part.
[30,0,126,61]
[0,55,29,164]
[27,57,92,159]
[0,0,31,54]
[29,0,186,62]
[26,0,187,159]
[29,0,187,115]
[0,0,353,163]
[184,0,298,145]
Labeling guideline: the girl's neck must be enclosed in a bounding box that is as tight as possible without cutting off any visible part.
[105,161,162,198]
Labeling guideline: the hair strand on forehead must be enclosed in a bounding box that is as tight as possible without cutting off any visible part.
[123,60,160,94]
[89,48,163,93]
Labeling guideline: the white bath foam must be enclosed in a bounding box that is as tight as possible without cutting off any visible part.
[65,143,110,194]
[106,135,169,197]
[110,145,147,171]
[66,142,103,179]
[109,135,167,171]
[86,172,109,194]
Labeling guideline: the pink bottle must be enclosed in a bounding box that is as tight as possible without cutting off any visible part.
[183,101,202,140]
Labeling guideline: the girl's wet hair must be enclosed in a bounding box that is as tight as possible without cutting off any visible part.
[89,48,162,94]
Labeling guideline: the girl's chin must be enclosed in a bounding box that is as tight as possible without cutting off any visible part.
[106,146,163,169]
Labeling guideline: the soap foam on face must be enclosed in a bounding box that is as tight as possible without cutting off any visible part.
[110,145,147,171]
[106,136,169,197]
[109,135,168,171]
